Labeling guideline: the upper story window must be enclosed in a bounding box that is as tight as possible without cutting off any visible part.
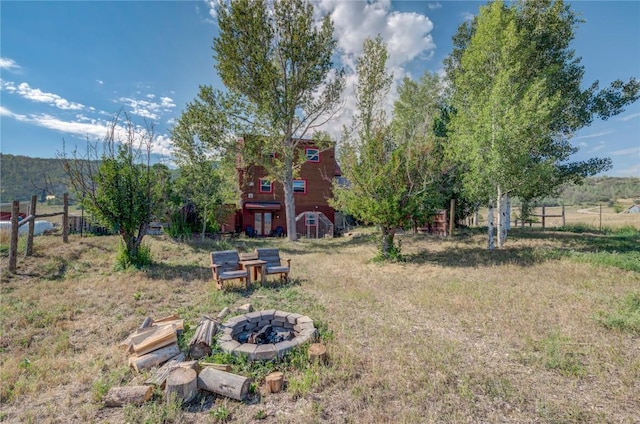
[259,178,273,193]
[305,148,319,163]
[293,179,307,194]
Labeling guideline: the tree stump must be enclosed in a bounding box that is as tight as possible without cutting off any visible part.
[308,343,327,364]
[265,372,284,393]
[104,385,153,407]
[166,367,198,404]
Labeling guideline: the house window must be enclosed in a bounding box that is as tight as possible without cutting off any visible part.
[305,148,319,162]
[293,179,307,194]
[305,213,317,226]
[259,178,273,193]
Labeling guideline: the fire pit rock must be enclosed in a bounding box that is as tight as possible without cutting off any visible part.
[217,310,317,361]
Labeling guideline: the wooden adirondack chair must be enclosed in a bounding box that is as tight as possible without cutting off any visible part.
[210,250,249,290]
[255,248,291,283]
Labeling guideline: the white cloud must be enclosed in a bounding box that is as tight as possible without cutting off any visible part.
[118,95,177,121]
[586,141,606,154]
[573,130,614,140]
[610,147,639,156]
[2,80,84,110]
[462,12,475,22]
[618,112,640,122]
[427,3,442,10]
[204,0,218,19]
[96,79,104,85]
[614,162,640,177]
[310,0,437,138]
[0,57,21,72]
[1,105,172,156]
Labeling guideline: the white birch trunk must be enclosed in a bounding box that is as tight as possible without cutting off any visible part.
[497,187,508,249]
[488,202,495,250]
[283,153,298,241]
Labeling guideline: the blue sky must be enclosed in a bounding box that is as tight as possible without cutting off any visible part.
[1,1,638,176]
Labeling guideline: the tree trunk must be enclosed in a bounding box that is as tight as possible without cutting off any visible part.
[201,203,207,242]
[283,155,297,241]
[488,202,495,250]
[496,187,508,249]
[380,227,396,258]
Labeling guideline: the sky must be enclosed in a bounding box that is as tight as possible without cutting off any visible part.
[1,0,639,177]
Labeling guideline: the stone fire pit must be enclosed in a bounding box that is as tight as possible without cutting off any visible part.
[217,310,317,361]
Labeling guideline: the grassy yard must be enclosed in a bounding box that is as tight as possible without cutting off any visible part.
[1,226,639,423]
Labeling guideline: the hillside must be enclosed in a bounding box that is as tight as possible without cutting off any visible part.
[1,154,638,205]
[0,154,70,203]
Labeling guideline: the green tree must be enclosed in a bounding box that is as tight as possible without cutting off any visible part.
[445,0,639,248]
[332,36,444,259]
[61,112,165,268]
[176,0,344,242]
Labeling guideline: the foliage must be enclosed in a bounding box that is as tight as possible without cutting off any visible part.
[60,112,166,268]
[115,241,152,271]
[445,0,639,248]
[175,0,344,241]
[332,36,445,259]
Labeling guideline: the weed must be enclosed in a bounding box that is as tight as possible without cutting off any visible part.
[210,403,231,422]
[534,331,586,377]
[255,409,267,420]
[597,292,640,334]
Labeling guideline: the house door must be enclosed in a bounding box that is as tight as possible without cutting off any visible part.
[253,212,273,236]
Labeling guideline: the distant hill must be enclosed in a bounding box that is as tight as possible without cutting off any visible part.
[0,154,70,203]
[1,154,638,206]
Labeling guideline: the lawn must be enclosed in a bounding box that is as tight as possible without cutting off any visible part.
[1,226,639,423]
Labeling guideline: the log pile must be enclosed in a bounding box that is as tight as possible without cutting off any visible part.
[119,314,184,372]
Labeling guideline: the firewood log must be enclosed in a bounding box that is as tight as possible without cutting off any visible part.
[144,353,185,387]
[197,368,251,401]
[132,324,178,356]
[129,343,181,372]
[166,367,198,404]
[189,317,218,359]
[104,385,153,407]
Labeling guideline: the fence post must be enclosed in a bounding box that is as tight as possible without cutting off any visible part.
[9,201,20,273]
[541,206,546,229]
[562,205,565,227]
[26,195,37,256]
[63,193,69,243]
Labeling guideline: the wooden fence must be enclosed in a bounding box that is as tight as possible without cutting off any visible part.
[6,194,69,273]
[514,205,565,229]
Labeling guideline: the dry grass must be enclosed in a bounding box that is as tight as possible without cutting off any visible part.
[1,227,639,423]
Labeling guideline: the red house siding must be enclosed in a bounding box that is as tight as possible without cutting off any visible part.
[238,142,339,237]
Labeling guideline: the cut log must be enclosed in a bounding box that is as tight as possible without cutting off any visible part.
[104,385,153,407]
[197,368,252,401]
[154,313,180,323]
[189,317,218,360]
[178,360,200,373]
[139,317,154,329]
[129,343,181,372]
[166,367,198,404]
[119,325,157,352]
[216,307,230,321]
[308,343,327,364]
[199,362,232,372]
[265,372,284,393]
[153,319,184,332]
[132,324,178,356]
[144,353,185,387]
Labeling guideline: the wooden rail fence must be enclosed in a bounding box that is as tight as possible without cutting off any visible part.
[7,194,69,273]
[514,205,565,229]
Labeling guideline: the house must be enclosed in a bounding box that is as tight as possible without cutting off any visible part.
[625,204,640,214]
[236,139,341,238]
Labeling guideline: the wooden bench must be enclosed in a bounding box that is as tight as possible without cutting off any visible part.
[210,250,249,290]
[256,248,291,283]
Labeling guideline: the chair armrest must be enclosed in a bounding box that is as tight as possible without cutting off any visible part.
[284,258,291,267]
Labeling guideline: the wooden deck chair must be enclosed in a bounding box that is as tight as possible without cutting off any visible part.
[210,250,249,290]
[256,248,291,283]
